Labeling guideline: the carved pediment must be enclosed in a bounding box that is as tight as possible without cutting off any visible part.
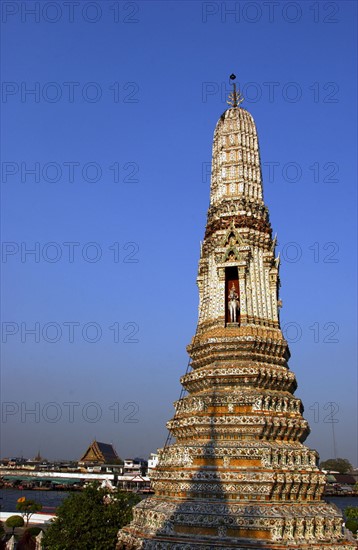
[222,222,243,248]
[219,222,244,263]
[215,244,251,266]
[224,247,240,262]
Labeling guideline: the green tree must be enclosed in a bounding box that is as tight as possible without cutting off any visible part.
[346,519,358,534]
[319,458,353,474]
[346,507,358,521]
[345,507,358,535]
[5,514,24,535]
[26,527,42,537]
[16,499,42,527]
[43,484,140,550]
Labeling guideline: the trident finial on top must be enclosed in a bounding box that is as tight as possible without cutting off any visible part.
[227,73,244,108]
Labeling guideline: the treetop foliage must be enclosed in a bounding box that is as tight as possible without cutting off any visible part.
[43,483,140,550]
[320,458,353,474]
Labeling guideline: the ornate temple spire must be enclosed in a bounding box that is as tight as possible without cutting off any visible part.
[209,76,263,207]
[198,76,272,332]
[117,76,358,550]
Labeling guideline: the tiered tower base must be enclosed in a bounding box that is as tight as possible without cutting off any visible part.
[117,497,357,549]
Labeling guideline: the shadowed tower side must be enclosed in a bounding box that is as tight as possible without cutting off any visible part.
[117,75,357,550]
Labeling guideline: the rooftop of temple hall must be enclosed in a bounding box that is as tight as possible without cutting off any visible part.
[79,440,121,465]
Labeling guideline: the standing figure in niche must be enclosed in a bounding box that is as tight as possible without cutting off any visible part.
[228,282,239,323]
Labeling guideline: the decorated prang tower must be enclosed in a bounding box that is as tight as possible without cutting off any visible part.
[117,76,357,550]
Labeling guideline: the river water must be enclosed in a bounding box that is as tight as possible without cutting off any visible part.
[0,489,69,513]
[1,488,357,515]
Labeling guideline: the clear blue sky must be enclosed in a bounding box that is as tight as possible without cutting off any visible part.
[1,1,357,465]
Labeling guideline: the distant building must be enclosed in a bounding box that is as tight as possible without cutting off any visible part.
[147,453,158,476]
[351,468,358,483]
[32,451,45,463]
[79,440,122,466]
[123,458,147,477]
[323,472,357,495]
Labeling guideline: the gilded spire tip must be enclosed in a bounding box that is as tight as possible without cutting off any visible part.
[227,73,244,108]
